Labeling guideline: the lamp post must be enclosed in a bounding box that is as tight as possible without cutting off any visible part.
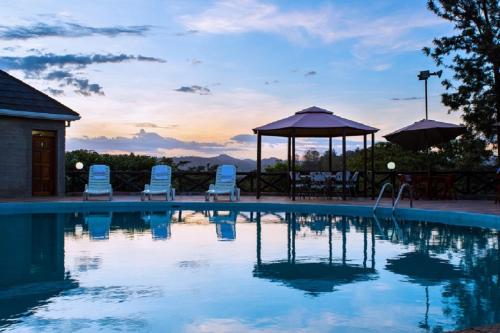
[418,70,442,120]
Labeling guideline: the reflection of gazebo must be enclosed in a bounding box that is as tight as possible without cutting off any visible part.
[253,106,379,200]
[253,212,377,295]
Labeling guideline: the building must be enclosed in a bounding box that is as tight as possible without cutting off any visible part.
[0,70,80,197]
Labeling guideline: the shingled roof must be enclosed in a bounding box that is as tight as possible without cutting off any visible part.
[0,69,80,121]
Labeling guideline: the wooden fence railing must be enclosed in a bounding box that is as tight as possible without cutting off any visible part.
[66,170,497,199]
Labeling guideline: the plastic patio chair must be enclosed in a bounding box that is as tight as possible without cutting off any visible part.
[205,165,240,201]
[142,165,176,201]
[83,165,113,201]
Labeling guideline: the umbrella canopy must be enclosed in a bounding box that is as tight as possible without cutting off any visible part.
[253,106,378,137]
[384,119,466,151]
[385,252,462,286]
[253,261,377,295]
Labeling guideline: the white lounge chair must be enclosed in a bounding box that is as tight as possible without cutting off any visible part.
[142,165,175,201]
[83,165,113,201]
[205,165,240,201]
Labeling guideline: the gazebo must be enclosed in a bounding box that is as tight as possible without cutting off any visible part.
[253,106,379,200]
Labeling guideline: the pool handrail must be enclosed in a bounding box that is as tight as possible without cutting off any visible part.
[373,182,395,213]
[393,183,413,214]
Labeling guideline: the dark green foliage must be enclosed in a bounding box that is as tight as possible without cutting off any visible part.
[423,0,500,146]
[285,141,491,173]
[65,149,177,173]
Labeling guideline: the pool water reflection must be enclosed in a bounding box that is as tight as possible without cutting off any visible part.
[0,210,498,332]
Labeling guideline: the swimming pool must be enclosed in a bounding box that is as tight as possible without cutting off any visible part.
[0,202,498,332]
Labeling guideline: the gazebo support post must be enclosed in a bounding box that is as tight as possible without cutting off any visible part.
[342,129,346,200]
[363,134,367,197]
[371,133,375,199]
[291,135,296,201]
[287,136,291,196]
[256,133,262,199]
[328,137,332,172]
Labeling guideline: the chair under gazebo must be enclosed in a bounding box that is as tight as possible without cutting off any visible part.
[253,106,379,200]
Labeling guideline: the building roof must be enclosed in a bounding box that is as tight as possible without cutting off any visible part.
[0,70,80,121]
[253,106,378,137]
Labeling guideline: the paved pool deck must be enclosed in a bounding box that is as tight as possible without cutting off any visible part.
[1,195,498,216]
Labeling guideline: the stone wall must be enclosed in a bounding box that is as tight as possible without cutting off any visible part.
[0,116,66,197]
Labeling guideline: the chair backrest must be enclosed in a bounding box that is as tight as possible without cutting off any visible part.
[88,165,110,189]
[350,171,359,183]
[215,165,236,190]
[335,171,351,182]
[289,172,301,181]
[150,165,172,190]
[310,172,326,182]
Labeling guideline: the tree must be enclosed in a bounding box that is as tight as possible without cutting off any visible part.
[423,0,500,158]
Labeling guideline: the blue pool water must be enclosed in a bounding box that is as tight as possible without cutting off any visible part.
[0,203,498,332]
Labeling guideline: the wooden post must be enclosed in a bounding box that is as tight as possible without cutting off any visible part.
[256,133,262,199]
[287,136,291,196]
[292,134,296,201]
[328,137,332,172]
[342,129,346,200]
[363,134,367,197]
[371,133,375,199]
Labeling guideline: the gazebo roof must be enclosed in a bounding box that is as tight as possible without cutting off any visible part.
[253,106,378,137]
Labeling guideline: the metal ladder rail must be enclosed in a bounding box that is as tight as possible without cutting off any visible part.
[373,182,395,213]
[392,183,413,214]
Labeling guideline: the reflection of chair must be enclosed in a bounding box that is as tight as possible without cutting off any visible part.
[209,211,238,241]
[83,165,113,201]
[206,165,240,201]
[334,171,352,196]
[85,212,112,240]
[141,165,175,201]
[142,211,173,240]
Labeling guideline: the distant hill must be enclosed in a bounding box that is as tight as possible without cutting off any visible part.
[172,154,281,171]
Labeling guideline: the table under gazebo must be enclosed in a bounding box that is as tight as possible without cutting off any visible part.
[253,106,379,200]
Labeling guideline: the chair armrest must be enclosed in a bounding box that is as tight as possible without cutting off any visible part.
[209,184,215,191]
[144,184,150,191]
[84,184,88,192]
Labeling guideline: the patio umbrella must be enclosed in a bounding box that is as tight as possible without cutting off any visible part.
[384,119,466,151]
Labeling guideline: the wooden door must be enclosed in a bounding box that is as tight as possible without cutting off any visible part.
[32,133,56,196]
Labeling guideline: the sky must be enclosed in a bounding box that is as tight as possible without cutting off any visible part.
[0,0,461,159]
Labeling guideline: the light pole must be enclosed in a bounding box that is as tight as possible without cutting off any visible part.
[418,70,442,120]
